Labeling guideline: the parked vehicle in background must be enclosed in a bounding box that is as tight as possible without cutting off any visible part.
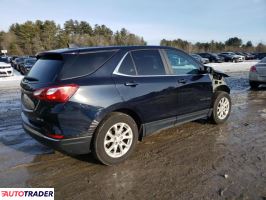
[220,52,244,62]
[0,57,13,77]
[218,53,239,62]
[21,46,231,165]
[190,54,209,64]
[197,53,224,63]
[243,52,253,60]
[236,52,255,60]
[10,56,18,67]
[14,57,26,71]
[20,58,37,75]
[17,57,30,72]
[253,53,266,60]
[249,57,266,89]
[233,52,246,61]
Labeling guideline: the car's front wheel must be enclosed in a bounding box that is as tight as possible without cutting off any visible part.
[93,112,138,165]
[210,91,231,124]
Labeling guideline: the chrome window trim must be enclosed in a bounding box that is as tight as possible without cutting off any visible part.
[112,51,203,78]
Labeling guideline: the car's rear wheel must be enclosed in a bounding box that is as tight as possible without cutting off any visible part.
[93,112,138,165]
[249,81,260,89]
[210,91,231,124]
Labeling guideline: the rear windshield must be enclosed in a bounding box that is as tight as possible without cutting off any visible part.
[27,50,116,82]
[27,58,63,83]
[60,50,117,79]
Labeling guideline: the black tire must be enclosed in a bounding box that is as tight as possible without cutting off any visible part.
[93,112,138,166]
[249,81,260,89]
[210,91,231,124]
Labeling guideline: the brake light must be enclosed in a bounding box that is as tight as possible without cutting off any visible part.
[250,66,257,72]
[33,84,79,103]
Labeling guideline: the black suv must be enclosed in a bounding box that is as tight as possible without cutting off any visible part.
[21,46,231,165]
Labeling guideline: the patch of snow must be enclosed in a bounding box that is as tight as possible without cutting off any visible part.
[0,69,23,88]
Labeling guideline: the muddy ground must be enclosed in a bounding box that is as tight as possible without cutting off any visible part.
[0,72,265,200]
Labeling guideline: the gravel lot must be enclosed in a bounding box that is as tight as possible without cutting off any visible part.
[0,62,265,199]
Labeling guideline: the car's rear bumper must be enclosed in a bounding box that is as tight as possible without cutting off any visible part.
[249,72,266,83]
[22,113,92,155]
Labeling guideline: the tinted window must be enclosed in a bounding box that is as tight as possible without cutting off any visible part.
[27,58,63,83]
[60,51,116,79]
[131,50,166,75]
[165,50,199,75]
[118,54,136,75]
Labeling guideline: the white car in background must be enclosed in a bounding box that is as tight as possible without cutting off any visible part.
[222,52,245,62]
[0,57,13,77]
[249,57,266,88]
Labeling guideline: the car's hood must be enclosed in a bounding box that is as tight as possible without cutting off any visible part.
[0,62,11,67]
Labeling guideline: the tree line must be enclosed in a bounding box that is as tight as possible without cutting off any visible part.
[0,19,146,55]
[0,19,265,55]
[160,37,266,53]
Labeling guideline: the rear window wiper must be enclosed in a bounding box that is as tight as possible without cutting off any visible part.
[23,76,39,82]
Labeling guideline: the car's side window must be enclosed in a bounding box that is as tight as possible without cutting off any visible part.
[118,54,137,75]
[131,50,166,75]
[165,50,200,75]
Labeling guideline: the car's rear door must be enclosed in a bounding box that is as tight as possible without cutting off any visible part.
[162,49,213,118]
[113,49,178,132]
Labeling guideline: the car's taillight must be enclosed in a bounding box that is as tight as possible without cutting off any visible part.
[33,84,79,103]
[250,66,257,72]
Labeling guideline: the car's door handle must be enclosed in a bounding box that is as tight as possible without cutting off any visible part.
[177,79,187,84]
[124,82,138,87]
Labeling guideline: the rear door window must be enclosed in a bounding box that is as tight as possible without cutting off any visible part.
[60,50,117,79]
[131,50,166,75]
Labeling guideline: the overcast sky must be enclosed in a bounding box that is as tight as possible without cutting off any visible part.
[0,0,265,45]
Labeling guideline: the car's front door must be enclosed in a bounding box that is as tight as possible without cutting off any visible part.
[163,49,213,118]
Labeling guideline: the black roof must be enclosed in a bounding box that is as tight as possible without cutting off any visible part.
[37,45,178,56]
